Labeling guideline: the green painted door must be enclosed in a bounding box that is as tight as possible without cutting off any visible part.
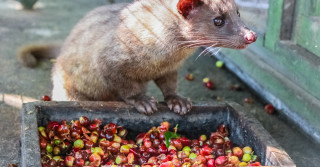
[293,0,320,56]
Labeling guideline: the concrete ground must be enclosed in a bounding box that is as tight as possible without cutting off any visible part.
[0,0,320,166]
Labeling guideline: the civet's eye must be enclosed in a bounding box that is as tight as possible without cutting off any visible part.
[237,11,240,17]
[213,16,225,27]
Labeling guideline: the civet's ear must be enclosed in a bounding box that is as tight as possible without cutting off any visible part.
[177,0,202,18]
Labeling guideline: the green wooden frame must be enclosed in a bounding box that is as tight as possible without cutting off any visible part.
[217,0,320,144]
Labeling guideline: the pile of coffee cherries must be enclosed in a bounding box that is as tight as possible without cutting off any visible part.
[39,117,261,167]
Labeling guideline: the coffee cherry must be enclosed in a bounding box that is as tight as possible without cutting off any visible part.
[147,156,157,164]
[47,159,57,167]
[147,147,158,156]
[144,140,152,148]
[243,146,252,154]
[191,139,200,147]
[189,153,197,160]
[182,146,191,152]
[129,148,140,157]
[161,121,170,128]
[249,162,261,166]
[150,131,159,140]
[168,145,177,151]
[244,97,254,104]
[216,61,224,68]
[57,161,66,167]
[214,137,224,144]
[53,139,61,145]
[205,81,215,89]
[138,157,148,164]
[159,132,165,140]
[115,154,127,164]
[93,147,104,156]
[215,156,227,167]
[38,126,48,139]
[90,132,99,143]
[172,158,182,166]
[71,148,80,154]
[185,73,194,81]
[117,127,128,138]
[159,161,174,167]
[99,139,110,148]
[142,151,151,159]
[194,155,206,164]
[38,126,45,132]
[265,104,275,114]
[239,162,248,166]
[40,139,47,149]
[199,135,207,142]
[182,162,191,167]
[57,124,69,135]
[207,158,215,167]
[242,153,251,162]
[79,116,90,126]
[89,153,101,166]
[229,156,240,165]
[105,131,115,141]
[111,142,121,149]
[139,145,147,153]
[159,144,168,154]
[200,146,212,156]
[71,131,81,139]
[169,149,177,155]
[53,146,60,155]
[85,140,94,149]
[65,156,75,166]
[89,124,98,131]
[105,123,117,134]
[42,95,51,101]
[180,137,191,146]
[232,147,243,158]
[75,159,85,166]
[218,124,228,136]
[172,138,183,150]
[224,140,232,150]
[127,153,136,164]
[46,144,53,153]
[52,156,61,162]
[113,134,122,143]
[203,77,210,83]
[120,145,131,154]
[153,139,161,148]
[216,149,225,156]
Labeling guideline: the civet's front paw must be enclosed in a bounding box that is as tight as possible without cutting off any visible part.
[165,95,192,115]
[132,96,158,115]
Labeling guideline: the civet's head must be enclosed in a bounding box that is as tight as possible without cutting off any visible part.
[177,0,257,49]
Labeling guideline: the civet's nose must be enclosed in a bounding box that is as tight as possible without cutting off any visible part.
[244,31,257,44]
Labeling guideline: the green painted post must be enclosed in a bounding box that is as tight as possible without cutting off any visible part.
[311,0,320,16]
[264,0,283,51]
[19,0,38,10]
[293,0,320,56]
